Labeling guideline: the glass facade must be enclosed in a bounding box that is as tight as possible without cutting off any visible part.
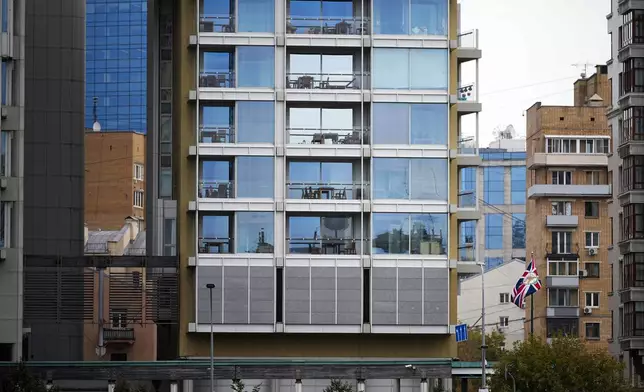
[485,213,503,249]
[86,0,147,133]
[373,49,448,90]
[373,158,448,200]
[373,0,447,35]
[483,166,504,205]
[512,213,526,249]
[372,213,447,255]
[510,166,526,204]
[373,103,448,145]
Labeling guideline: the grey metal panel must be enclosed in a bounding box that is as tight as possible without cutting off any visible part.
[311,267,335,325]
[224,266,249,324]
[545,215,579,228]
[423,268,449,325]
[337,267,361,325]
[197,266,223,324]
[546,276,579,288]
[372,267,396,325]
[249,267,274,324]
[546,306,580,318]
[398,268,422,325]
[527,184,611,198]
[285,267,310,324]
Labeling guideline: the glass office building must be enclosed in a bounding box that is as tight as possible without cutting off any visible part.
[86,0,147,133]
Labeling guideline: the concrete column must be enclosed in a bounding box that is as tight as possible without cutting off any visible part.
[183,380,194,392]
[295,379,302,392]
[394,379,401,392]
[45,380,53,391]
[442,379,452,392]
[357,380,365,392]
[108,381,116,392]
[420,379,428,392]
[170,381,178,392]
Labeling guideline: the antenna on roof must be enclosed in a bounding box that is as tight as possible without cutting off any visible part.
[571,62,595,79]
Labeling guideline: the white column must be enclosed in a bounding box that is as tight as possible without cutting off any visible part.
[442,379,452,392]
[357,380,365,392]
[420,379,428,392]
[170,381,178,392]
[183,380,194,392]
[108,381,116,392]
[295,379,302,392]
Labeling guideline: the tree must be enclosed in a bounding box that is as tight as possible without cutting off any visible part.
[323,380,354,392]
[114,380,149,392]
[4,362,59,392]
[489,335,630,392]
[457,327,506,362]
[231,379,261,392]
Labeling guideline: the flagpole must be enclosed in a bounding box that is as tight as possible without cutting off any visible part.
[530,295,534,335]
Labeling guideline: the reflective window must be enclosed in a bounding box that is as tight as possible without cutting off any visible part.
[0,201,7,248]
[288,54,357,89]
[288,107,355,144]
[373,0,447,35]
[485,257,503,270]
[459,167,476,207]
[201,105,233,143]
[485,214,503,250]
[287,215,360,255]
[1,0,7,32]
[510,167,526,204]
[200,214,233,253]
[237,101,274,143]
[0,131,9,177]
[372,103,447,145]
[459,220,475,261]
[512,214,526,249]
[201,51,234,87]
[373,158,447,201]
[288,161,354,198]
[373,49,447,89]
[372,213,447,255]
[484,166,505,205]
[238,46,274,88]
[237,157,274,198]
[236,212,274,253]
[200,160,233,198]
[238,0,274,32]
[1,62,6,106]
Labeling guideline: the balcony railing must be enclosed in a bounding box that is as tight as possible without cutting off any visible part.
[200,126,235,143]
[458,190,476,208]
[458,137,478,155]
[286,16,370,35]
[103,328,135,342]
[458,242,476,262]
[287,127,369,145]
[458,83,477,102]
[199,180,234,198]
[84,242,109,254]
[199,236,233,254]
[287,182,369,200]
[286,72,368,90]
[457,29,479,49]
[546,242,579,256]
[199,71,235,88]
[287,237,366,255]
[199,15,235,33]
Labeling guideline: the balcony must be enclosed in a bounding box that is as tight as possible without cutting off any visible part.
[546,275,580,288]
[287,182,368,200]
[455,83,481,114]
[199,71,235,88]
[199,180,234,199]
[527,153,608,169]
[200,126,235,144]
[287,214,368,257]
[103,328,135,343]
[546,242,579,259]
[286,16,370,35]
[545,215,579,228]
[199,15,235,33]
[619,0,644,16]
[451,137,481,167]
[288,237,366,255]
[455,29,481,63]
[287,127,368,145]
[527,184,612,199]
[198,212,275,255]
[546,307,580,318]
[286,0,370,45]
[456,242,479,274]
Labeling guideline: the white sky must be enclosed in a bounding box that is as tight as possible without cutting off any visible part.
[458,0,611,147]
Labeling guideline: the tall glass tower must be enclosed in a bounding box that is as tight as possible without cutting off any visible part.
[86,0,147,133]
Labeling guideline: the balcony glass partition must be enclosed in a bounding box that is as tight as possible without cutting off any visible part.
[546,319,578,338]
[373,0,446,35]
[200,0,235,32]
[237,101,275,143]
[288,215,366,255]
[200,214,233,254]
[459,167,476,208]
[287,161,368,200]
[620,10,644,49]
[288,107,366,144]
[372,213,447,255]
[238,47,275,88]
[200,160,233,198]
[201,105,234,143]
[458,221,475,261]
[287,0,369,35]
[623,156,644,192]
[622,253,644,289]
[236,212,274,253]
[623,204,644,241]
[200,0,275,33]
[372,103,447,145]
[287,53,365,90]
[200,51,234,87]
[373,49,447,90]
[237,157,274,198]
[373,158,448,201]
[622,107,644,144]
[624,302,644,337]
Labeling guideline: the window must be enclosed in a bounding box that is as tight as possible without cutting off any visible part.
[372,103,448,145]
[546,138,577,153]
[499,316,509,328]
[485,214,503,250]
[610,217,614,245]
[163,218,176,256]
[134,163,144,181]
[111,310,127,328]
[1,0,7,33]
[373,158,448,201]
[585,262,600,278]
[585,292,600,308]
[512,214,526,249]
[372,213,448,255]
[622,156,644,191]
[499,293,510,304]
[200,214,233,254]
[548,288,579,307]
[238,0,275,33]
[0,130,11,177]
[585,171,600,185]
[623,203,644,240]
[622,58,644,94]
[373,0,447,35]
[237,101,274,143]
[236,157,274,198]
[133,190,144,208]
[622,106,644,143]
[551,231,572,254]
[622,253,644,288]
[510,167,526,204]
[288,107,355,144]
[237,46,274,88]
[288,161,355,199]
[547,318,578,337]
[236,212,274,253]
[485,257,503,270]
[585,201,599,218]
[551,201,572,216]
[1,62,6,106]
[548,260,578,276]
[585,322,600,339]
[585,232,599,248]
[551,170,572,185]
[373,48,448,90]
[623,301,644,337]
[483,167,504,205]
[288,53,357,89]
[459,167,476,207]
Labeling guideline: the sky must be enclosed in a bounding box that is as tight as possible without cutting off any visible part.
[458,0,611,147]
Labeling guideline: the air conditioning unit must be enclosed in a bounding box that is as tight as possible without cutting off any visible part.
[578,269,588,278]
[583,307,593,315]
[588,247,597,256]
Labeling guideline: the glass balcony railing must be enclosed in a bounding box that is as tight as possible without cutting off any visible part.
[286,72,368,90]
[458,190,476,208]
[200,125,235,143]
[458,136,478,155]
[287,127,369,145]
[199,236,233,254]
[287,237,367,255]
[458,82,477,102]
[287,182,369,200]
[457,242,476,262]
[199,15,235,33]
[199,71,235,88]
[199,180,234,198]
[286,16,370,35]
[457,29,479,49]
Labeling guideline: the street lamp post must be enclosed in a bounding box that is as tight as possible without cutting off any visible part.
[206,283,216,392]
[479,262,487,389]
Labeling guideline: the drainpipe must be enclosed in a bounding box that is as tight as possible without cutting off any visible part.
[97,268,105,357]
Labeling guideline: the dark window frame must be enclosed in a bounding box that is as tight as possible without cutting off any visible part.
[622,253,644,289]
[585,322,600,340]
[584,201,599,218]
[621,107,644,143]
[623,301,644,337]
[623,204,644,240]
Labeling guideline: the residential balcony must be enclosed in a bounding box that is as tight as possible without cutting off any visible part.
[200,126,235,144]
[618,114,644,157]
[199,236,234,254]
[287,237,367,255]
[199,71,235,88]
[456,243,479,274]
[546,275,580,288]
[527,184,612,199]
[450,138,482,167]
[455,82,481,114]
[455,29,481,64]
[546,306,580,318]
[199,15,235,33]
[527,152,608,169]
[287,127,369,145]
[287,182,369,201]
[545,242,580,258]
[286,16,370,35]
[199,180,234,199]
[545,215,579,228]
[102,328,135,344]
[618,17,644,60]
[619,0,644,16]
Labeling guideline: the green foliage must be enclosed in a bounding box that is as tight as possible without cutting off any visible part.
[457,327,506,361]
[6,362,59,392]
[113,380,149,392]
[323,379,354,392]
[489,335,630,392]
[231,379,261,392]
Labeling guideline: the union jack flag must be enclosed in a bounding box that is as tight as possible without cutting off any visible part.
[510,254,542,309]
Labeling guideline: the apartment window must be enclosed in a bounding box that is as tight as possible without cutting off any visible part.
[499,316,509,328]
[483,167,504,205]
[0,201,8,248]
[459,221,476,261]
[585,292,600,308]
[0,130,11,177]
[623,204,644,240]
[237,101,275,143]
[624,301,644,337]
[134,163,144,181]
[585,171,600,185]
[621,107,644,143]
[585,322,600,340]
[459,167,476,207]
[584,262,600,278]
[288,107,355,145]
[622,253,644,288]
[512,214,526,249]
[551,231,572,254]
[133,190,144,208]
[372,213,448,255]
[551,201,572,216]
[237,157,274,198]
[373,158,448,201]
[585,232,600,248]
[485,214,504,250]
[547,138,577,153]
[548,288,579,307]
[551,170,572,185]
[547,318,579,337]
[622,58,644,94]
[373,48,448,90]
[163,218,176,256]
[373,103,448,145]
[111,310,127,328]
[622,156,644,191]
[510,167,526,204]
[499,293,510,304]
[585,202,599,218]
[236,212,274,253]
[288,53,358,89]
[373,0,447,36]
[1,62,6,106]
[548,260,578,276]
[579,139,610,154]
[238,0,274,33]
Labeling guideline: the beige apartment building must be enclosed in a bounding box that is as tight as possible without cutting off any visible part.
[525,66,612,348]
[85,130,146,230]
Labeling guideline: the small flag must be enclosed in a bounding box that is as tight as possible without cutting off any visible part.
[510,253,542,309]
